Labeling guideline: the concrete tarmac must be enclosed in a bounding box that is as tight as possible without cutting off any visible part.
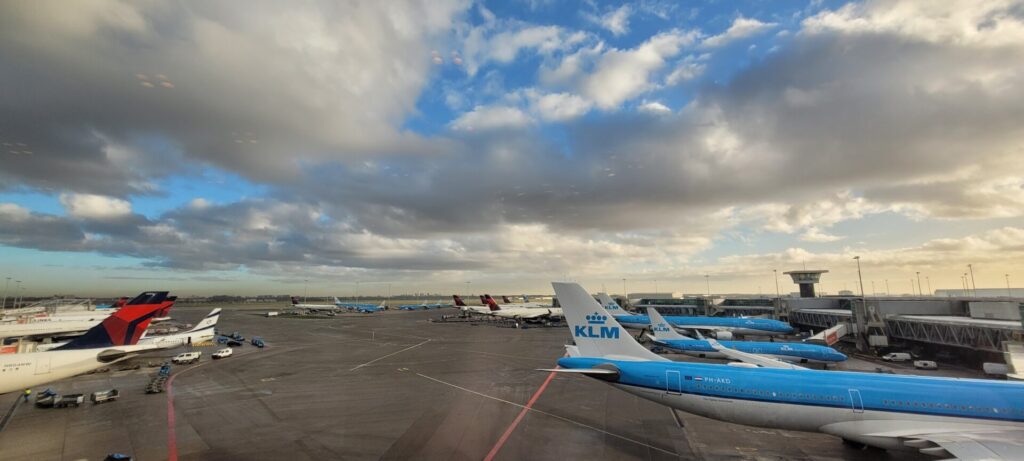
[0,306,932,460]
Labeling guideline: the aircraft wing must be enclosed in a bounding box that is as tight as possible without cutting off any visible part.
[904,430,1024,460]
[706,339,807,370]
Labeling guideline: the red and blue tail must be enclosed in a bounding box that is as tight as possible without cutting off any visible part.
[484,295,501,311]
[452,295,467,307]
[56,292,173,350]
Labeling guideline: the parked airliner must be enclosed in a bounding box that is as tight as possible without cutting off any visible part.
[0,291,175,341]
[0,296,166,394]
[549,282,1024,459]
[596,293,792,337]
[645,308,847,365]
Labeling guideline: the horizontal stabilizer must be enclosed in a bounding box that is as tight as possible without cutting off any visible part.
[537,368,618,375]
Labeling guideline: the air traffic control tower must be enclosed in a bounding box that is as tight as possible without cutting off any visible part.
[784,270,829,298]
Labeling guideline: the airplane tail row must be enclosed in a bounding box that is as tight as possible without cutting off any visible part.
[56,292,172,350]
[553,283,666,361]
[452,295,467,307]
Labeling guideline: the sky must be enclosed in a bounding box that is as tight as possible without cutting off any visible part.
[1,0,1023,298]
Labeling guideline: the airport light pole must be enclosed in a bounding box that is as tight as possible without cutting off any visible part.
[968,264,977,297]
[871,280,876,296]
[885,279,890,295]
[304,279,309,303]
[853,256,865,299]
[14,280,21,309]
[961,274,968,296]
[704,274,710,297]
[916,272,922,297]
[622,278,627,298]
[926,276,931,296]
[1007,274,1012,298]
[1,274,9,311]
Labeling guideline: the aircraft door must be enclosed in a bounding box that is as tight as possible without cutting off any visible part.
[35,355,51,375]
[848,389,863,413]
[665,370,682,394]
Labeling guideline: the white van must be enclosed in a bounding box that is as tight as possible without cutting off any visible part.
[212,348,233,359]
[914,360,938,370]
[172,351,202,364]
[265,311,279,317]
[882,352,912,362]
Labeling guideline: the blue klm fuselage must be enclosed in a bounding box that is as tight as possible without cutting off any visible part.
[557,356,1024,424]
[651,338,847,363]
[614,314,794,335]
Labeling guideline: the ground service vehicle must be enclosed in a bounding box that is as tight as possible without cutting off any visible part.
[172,351,201,364]
[212,348,233,359]
[91,389,119,404]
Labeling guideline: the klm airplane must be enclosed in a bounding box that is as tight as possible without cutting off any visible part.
[333,297,386,313]
[550,283,1024,459]
[645,308,847,365]
[596,293,792,337]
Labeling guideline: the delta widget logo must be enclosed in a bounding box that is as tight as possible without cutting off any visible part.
[575,312,620,339]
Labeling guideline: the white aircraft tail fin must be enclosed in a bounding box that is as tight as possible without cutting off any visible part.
[646,308,691,341]
[189,308,221,332]
[596,292,628,317]
[553,282,667,362]
[334,297,342,304]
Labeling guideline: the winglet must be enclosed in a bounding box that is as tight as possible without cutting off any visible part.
[553,282,667,362]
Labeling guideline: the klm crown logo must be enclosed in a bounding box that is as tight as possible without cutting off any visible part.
[575,312,620,339]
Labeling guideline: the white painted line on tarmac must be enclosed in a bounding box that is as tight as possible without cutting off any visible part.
[415,372,678,456]
[349,339,431,371]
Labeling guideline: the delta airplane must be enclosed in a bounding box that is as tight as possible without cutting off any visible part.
[494,295,564,319]
[0,296,166,394]
[547,282,1024,459]
[36,308,222,352]
[596,293,792,338]
[481,295,552,321]
[452,295,488,314]
[645,308,847,365]
[0,292,175,341]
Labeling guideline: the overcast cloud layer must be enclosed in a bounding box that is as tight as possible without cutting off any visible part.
[2,0,1023,295]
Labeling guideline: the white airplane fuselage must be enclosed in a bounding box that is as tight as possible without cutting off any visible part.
[0,317,108,340]
[0,344,157,394]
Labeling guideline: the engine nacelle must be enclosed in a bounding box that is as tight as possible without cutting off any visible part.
[715,331,733,340]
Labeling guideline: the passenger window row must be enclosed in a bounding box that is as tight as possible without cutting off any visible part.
[880,399,1019,415]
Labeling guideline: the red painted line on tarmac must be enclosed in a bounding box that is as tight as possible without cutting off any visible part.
[166,372,179,461]
[483,368,558,461]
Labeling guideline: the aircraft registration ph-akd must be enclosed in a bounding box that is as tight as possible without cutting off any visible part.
[549,282,1024,460]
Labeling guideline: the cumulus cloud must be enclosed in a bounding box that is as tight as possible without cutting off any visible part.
[588,5,632,36]
[449,105,534,131]
[702,16,777,47]
[581,30,700,109]
[529,91,593,121]
[59,193,133,220]
[638,101,672,115]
